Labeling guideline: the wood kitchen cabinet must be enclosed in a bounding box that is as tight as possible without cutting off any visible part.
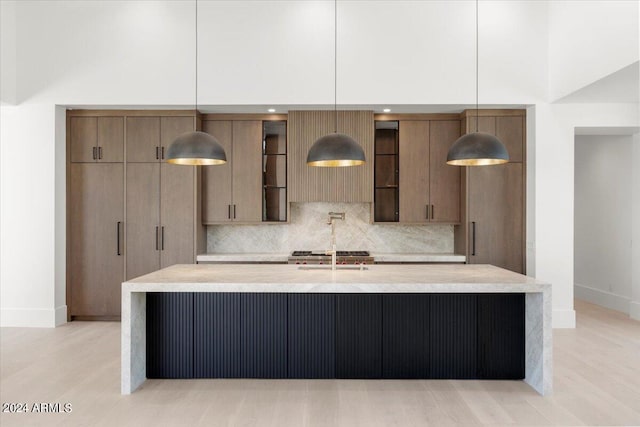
[457,110,526,274]
[126,117,198,280]
[70,116,124,163]
[68,110,203,319]
[375,117,460,223]
[201,119,264,223]
[69,163,124,318]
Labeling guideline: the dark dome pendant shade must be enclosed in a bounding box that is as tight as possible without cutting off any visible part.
[446,132,509,166]
[166,131,227,165]
[307,0,366,168]
[166,0,227,166]
[307,133,366,167]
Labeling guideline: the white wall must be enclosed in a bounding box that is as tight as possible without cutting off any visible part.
[548,0,639,101]
[632,134,640,320]
[0,0,17,104]
[0,0,638,327]
[574,135,634,314]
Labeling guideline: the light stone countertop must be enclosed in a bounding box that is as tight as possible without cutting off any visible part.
[196,252,466,263]
[123,263,548,293]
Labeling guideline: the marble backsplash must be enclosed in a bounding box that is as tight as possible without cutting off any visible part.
[206,203,454,253]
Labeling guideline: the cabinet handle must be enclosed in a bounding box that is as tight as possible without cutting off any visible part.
[155,226,159,250]
[92,147,97,160]
[472,221,477,256]
[233,205,236,219]
[161,146,165,159]
[426,205,429,220]
[98,146,103,160]
[116,221,122,256]
[228,205,231,219]
[431,205,435,220]
[161,226,165,251]
[155,146,159,160]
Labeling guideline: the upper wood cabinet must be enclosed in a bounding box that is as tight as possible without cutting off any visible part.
[126,117,161,162]
[376,118,460,224]
[288,111,374,203]
[70,116,124,163]
[201,120,263,223]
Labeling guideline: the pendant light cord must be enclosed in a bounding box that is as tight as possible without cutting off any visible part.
[334,0,338,133]
[195,0,198,112]
[475,0,478,132]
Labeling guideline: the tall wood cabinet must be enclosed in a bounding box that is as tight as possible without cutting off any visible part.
[456,110,526,274]
[67,111,204,319]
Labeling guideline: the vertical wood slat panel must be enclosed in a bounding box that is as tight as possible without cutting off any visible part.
[193,293,242,378]
[288,294,336,379]
[241,294,288,378]
[429,294,477,379]
[146,292,193,379]
[288,110,374,202]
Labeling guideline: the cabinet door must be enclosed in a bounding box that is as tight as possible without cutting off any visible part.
[478,294,525,379]
[69,163,124,316]
[97,117,124,162]
[336,294,382,379]
[496,116,524,163]
[70,117,97,163]
[194,293,242,378]
[232,121,263,222]
[126,117,160,162]
[288,294,336,379]
[160,162,195,268]
[202,121,233,223]
[429,294,477,379]
[399,121,430,223]
[126,163,160,280]
[146,292,193,379]
[468,163,524,273]
[429,120,461,223]
[240,294,287,378]
[160,116,195,160]
[382,294,429,378]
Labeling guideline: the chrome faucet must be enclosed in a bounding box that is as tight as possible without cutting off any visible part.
[326,212,345,270]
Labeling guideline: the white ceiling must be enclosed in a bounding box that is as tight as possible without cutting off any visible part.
[555,61,639,104]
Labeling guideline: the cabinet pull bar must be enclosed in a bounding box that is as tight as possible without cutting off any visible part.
[92,147,97,160]
[116,221,122,256]
[161,226,165,250]
[431,204,434,220]
[161,146,165,159]
[228,204,231,219]
[155,146,159,160]
[155,226,159,250]
[98,146,103,160]
[472,221,476,256]
[426,205,429,220]
[233,205,236,219]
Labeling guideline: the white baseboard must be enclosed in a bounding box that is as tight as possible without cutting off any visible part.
[1,307,65,328]
[553,308,576,328]
[574,283,630,315]
[630,301,640,321]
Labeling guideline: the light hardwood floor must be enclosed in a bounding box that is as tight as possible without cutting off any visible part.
[1,300,639,427]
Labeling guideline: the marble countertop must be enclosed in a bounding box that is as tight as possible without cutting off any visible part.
[123,264,549,294]
[196,252,466,263]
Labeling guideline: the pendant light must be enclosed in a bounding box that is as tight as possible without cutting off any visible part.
[166,0,227,166]
[446,0,509,166]
[307,0,365,167]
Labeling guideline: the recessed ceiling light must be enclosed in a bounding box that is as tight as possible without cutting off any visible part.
[383,108,391,113]
[268,108,276,113]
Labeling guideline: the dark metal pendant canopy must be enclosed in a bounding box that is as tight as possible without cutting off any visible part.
[307,0,365,168]
[166,131,226,165]
[446,0,509,167]
[446,132,509,166]
[166,0,227,166]
[307,133,365,167]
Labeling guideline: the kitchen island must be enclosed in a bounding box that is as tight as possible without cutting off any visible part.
[122,264,551,396]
